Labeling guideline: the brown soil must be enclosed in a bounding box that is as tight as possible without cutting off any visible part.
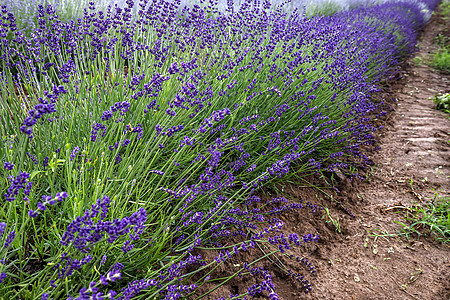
[194,6,450,300]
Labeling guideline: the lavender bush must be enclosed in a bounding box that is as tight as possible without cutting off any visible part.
[0,0,440,298]
[1,0,109,36]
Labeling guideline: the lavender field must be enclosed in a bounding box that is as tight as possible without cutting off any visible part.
[0,0,442,299]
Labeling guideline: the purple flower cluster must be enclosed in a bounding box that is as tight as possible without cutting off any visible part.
[244,265,276,298]
[54,253,93,279]
[0,223,5,238]
[20,98,57,138]
[286,268,313,292]
[115,278,158,300]
[0,272,6,283]
[27,152,39,165]
[3,230,15,248]
[4,171,30,202]
[60,196,146,253]
[69,263,122,300]
[3,162,14,171]
[290,256,316,274]
[0,0,442,297]
[42,156,49,169]
[101,110,114,121]
[28,191,68,218]
[126,123,143,139]
[22,181,33,203]
[91,123,107,142]
[102,101,131,121]
[69,147,80,161]
[151,254,204,297]
[148,170,164,175]
[109,139,132,152]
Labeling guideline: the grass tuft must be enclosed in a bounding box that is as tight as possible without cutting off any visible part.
[430,48,450,73]
[432,93,450,113]
[396,191,450,243]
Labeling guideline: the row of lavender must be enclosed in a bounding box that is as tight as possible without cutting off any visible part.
[1,0,378,38]
[0,0,439,299]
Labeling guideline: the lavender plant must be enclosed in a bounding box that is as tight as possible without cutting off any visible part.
[0,0,441,298]
[2,0,115,36]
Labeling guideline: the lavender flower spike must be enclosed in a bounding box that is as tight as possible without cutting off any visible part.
[3,162,14,171]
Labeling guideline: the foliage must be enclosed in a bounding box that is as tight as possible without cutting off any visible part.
[306,0,342,17]
[440,0,450,19]
[429,1,450,73]
[430,47,450,73]
[0,0,441,298]
[395,192,450,243]
[433,33,449,47]
[413,55,423,66]
[2,0,112,36]
[432,93,450,113]
[322,207,341,233]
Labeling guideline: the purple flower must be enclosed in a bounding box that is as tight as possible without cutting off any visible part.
[100,255,107,266]
[53,252,93,280]
[269,291,279,300]
[42,156,49,169]
[4,230,15,248]
[20,98,57,137]
[100,269,122,287]
[27,152,38,164]
[115,279,153,300]
[37,202,47,211]
[3,162,14,171]
[0,273,6,283]
[248,284,262,296]
[149,170,164,175]
[109,101,130,116]
[28,210,38,218]
[103,264,122,283]
[60,196,146,253]
[54,192,68,201]
[29,192,68,218]
[127,123,143,139]
[115,153,122,165]
[0,223,5,238]
[101,110,113,121]
[72,278,117,300]
[91,123,107,142]
[70,147,80,161]
[4,172,29,202]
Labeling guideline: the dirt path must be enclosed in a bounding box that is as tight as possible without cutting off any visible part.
[295,7,450,300]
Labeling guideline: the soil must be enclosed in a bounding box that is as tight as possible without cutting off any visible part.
[194,6,450,300]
